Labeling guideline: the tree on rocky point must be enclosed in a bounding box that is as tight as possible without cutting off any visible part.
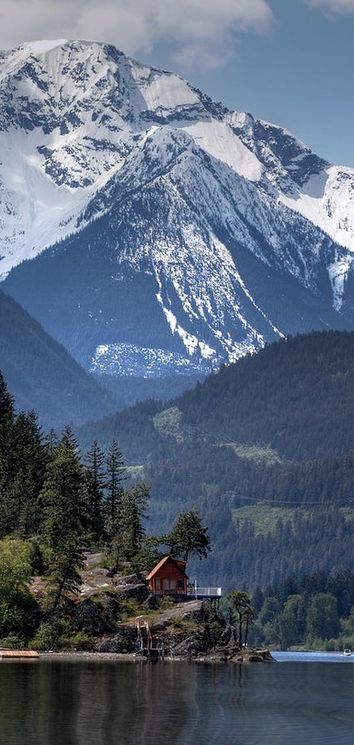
[165,511,211,564]
[228,590,254,647]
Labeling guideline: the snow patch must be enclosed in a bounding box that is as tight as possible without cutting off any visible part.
[183,120,263,182]
[279,166,354,253]
[91,343,211,377]
[139,72,200,113]
[328,256,353,311]
[25,40,68,55]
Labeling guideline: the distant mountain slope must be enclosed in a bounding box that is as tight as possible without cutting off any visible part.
[77,331,354,588]
[79,330,354,461]
[0,289,114,428]
[1,40,354,380]
[177,329,354,461]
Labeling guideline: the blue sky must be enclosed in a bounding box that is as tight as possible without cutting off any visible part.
[1,0,353,166]
[145,0,354,167]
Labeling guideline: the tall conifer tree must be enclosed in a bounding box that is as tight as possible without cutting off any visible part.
[85,440,106,545]
[39,428,88,614]
[165,511,211,563]
[9,411,46,537]
[104,440,125,560]
[0,373,15,535]
[120,483,150,564]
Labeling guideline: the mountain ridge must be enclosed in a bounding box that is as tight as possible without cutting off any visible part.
[78,329,354,462]
[1,39,354,378]
[0,288,115,428]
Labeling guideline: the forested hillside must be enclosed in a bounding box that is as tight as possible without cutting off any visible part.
[78,331,354,589]
[0,290,115,428]
[0,370,211,651]
[251,570,354,651]
[178,330,354,461]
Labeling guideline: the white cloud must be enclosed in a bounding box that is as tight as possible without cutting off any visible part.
[306,0,354,13]
[0,0,272,69]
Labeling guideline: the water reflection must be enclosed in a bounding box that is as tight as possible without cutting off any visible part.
[0,659,354,745]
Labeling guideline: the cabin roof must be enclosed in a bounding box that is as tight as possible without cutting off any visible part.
[146,555,188,581]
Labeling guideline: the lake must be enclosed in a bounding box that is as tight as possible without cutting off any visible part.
[0,655,354,745]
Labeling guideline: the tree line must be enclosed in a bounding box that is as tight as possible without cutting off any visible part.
[250,569,354,650]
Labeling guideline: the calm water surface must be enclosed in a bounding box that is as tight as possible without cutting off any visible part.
[0,655,354,745]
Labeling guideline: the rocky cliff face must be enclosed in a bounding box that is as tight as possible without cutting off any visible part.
[2,40,354,377]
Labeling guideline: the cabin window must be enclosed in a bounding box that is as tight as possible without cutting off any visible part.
[155,578,161,590]
[177,580,184,589]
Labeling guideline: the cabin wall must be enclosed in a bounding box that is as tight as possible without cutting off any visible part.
[148,561,187,596]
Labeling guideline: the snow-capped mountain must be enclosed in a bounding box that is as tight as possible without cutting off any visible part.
[2,39,354,377]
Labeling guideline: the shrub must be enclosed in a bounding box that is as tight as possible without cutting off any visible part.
[31,622,60,651]
[0,635,25,650]
[66,632,93,651]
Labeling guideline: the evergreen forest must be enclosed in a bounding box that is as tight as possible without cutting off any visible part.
[78,331,354,589]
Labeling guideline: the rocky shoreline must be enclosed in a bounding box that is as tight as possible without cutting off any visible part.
[35,649,274,664]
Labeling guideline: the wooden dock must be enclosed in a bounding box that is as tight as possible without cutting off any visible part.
[0,650,39,659]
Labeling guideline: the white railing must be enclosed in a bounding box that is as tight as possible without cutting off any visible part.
[187,586,222,598]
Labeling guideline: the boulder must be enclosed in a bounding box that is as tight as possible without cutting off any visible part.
[76,594,119,635]
[84,552,105,569]
[76,598,103,635]
[112,573,140,585]
[171,634,205,656]
[95,626,136,653]
[115,583,148,602]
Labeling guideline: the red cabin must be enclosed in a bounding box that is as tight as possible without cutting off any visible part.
[146,555,188,597]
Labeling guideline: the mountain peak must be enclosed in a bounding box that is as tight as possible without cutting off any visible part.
[22,39,70,55]
[1,39,354,378]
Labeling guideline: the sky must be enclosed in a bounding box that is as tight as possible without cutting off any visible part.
[0,0,353,166]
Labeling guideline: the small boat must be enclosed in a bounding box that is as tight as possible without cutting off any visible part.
[343,649,352,657]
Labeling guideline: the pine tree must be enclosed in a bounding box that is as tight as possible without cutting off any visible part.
[43,429,59,460]
[228,590,254,647]
[104,440,126,563]
[39,430,89,614]
[165,511,211,563]
[0,372,15,535]
[0,371,14,419]
[105,440,125,526]
[120,483,150,564]
[85,440,106,545]
[0,401,46,537]
[10,411,46,537]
